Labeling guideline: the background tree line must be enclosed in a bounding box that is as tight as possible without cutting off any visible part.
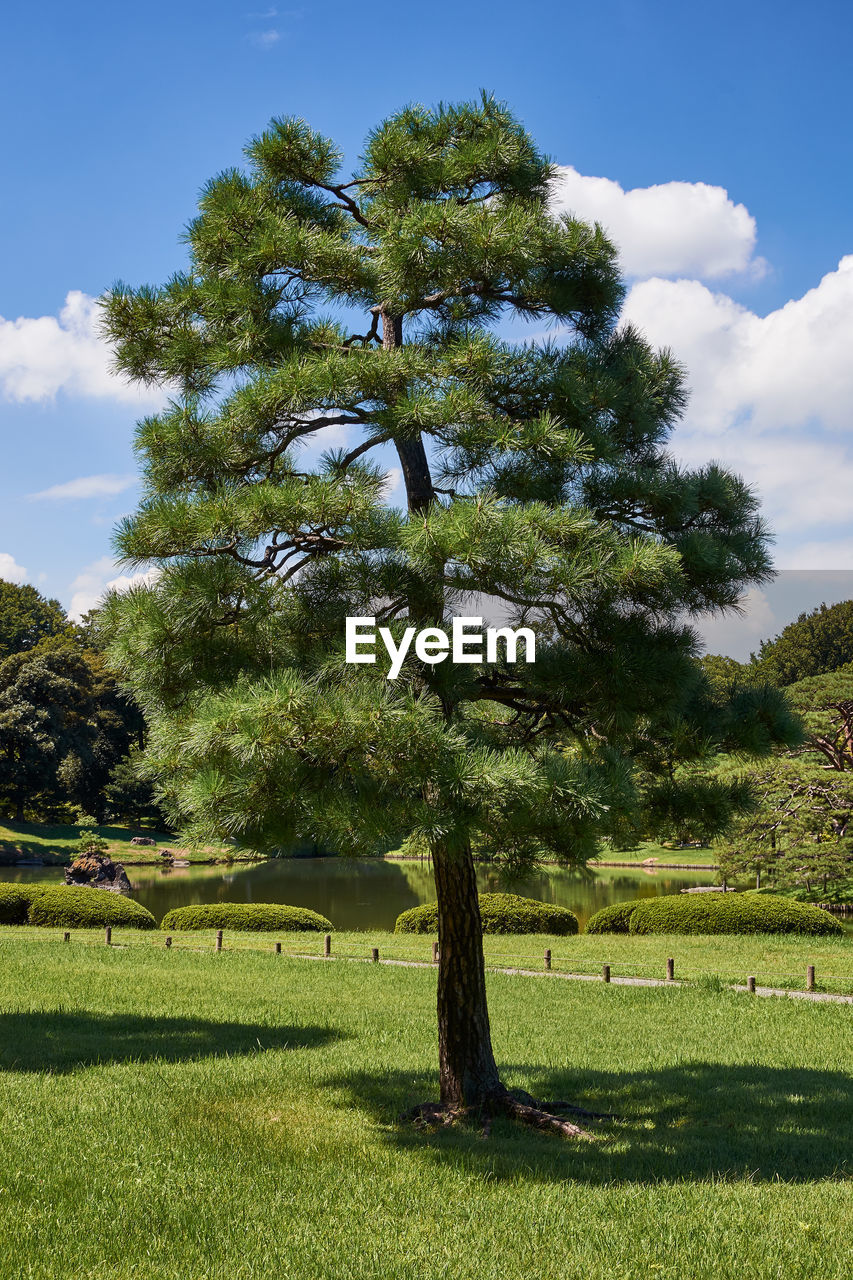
[0,579,162,826]
[700,599,853,898]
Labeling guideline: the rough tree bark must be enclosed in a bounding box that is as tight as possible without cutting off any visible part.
[432,839,503,1108]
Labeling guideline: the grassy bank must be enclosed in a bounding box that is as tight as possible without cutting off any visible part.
[0,819,250,866]
[592,841,719,868]
[0,935,851,1279]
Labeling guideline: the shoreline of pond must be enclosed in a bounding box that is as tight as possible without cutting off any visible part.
[4,853,719,871]
[4,855,717,875]
[0,856,720,933]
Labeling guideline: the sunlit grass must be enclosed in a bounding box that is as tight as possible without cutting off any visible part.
[0,819,242,864]
[0,933,851,1278]
[6,924,850,993]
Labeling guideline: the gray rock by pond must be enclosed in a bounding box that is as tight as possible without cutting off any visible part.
[64,854,134,896]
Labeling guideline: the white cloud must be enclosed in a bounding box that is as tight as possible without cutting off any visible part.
[68,556,160,621]
[623,257,853,435]
[247,27,280,46]
[784,541,853,571]
[0,292,167,406]
[29,473,137,501]
[693,587,776,658]
[0,553,28,585]
[552,166,762,280]
[620,256,853,545]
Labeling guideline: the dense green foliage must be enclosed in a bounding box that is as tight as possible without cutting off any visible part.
[160,902,332,932]
[0,580,71,660]
[0,884,35,924]
[714,669,853,896]
[26,886,157,929]
[584,898,646,934]
[0,883,156,929]
[395,893,578,934]
[0,584,154,826]
[627,892,841,937]
[754,599,853,685]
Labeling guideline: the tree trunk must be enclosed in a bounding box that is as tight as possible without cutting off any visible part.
[431,840,503,1109]
[387,308,503,1113]
[382,311,434,514]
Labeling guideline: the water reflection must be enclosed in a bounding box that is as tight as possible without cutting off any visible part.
[2,858,716,930]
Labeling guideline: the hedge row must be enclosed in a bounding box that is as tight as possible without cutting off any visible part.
[395,893,579,936]
[159,903,333,932]
[0,883,156,929]
[584,899,646,934]
[587,892,841,937]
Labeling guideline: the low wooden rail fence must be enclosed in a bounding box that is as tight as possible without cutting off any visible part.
[41,927,853,997]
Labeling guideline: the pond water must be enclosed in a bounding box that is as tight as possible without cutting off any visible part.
[3,857,717,931]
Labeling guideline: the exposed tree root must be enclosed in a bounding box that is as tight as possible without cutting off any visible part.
[401,1087,615,1140]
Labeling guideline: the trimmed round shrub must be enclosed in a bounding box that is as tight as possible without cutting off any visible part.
[160,903,333,933]
[627,892,842,937]
[0,884,39,925]
[585,899,646,934]
[26,886,156,930]
[395,893,579,936]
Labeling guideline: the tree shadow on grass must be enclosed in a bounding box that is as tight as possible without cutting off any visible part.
[329,1061,853,1184]
[0,1011,342,1073]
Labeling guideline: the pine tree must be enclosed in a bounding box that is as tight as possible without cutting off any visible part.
[101,95,798,1133]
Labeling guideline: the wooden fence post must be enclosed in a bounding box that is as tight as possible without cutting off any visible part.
[666,957,675,982]
[274,941,282,954]
[371,947,379,963]
[432,941,439,965]
[63,931,70,943]
[747,975,756,994]
[324,934,331,958]
[544,948,552,971]
[105,926,111,946]
[602,963,611,983]
[806,964,815,992]
[215,929,223,953]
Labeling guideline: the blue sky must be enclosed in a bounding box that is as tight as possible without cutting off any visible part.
[1,0,852,652]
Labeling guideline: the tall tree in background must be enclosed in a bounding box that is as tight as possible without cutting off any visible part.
[0,588,151,824]
[0,646,96,820]
[715,669,853,894]
[0,580,72,661]
[754,599,853,684]
[102,96,797,1131]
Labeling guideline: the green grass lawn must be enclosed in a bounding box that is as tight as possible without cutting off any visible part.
[0,819,242,865]
[0,933,851,1279]
[15,924,848,994]
[592,840,719,867]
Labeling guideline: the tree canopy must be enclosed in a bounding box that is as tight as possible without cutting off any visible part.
[0,580,71,661]
[753,599,853,684]
[714,669,853,896]
[101,94,798,1130]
